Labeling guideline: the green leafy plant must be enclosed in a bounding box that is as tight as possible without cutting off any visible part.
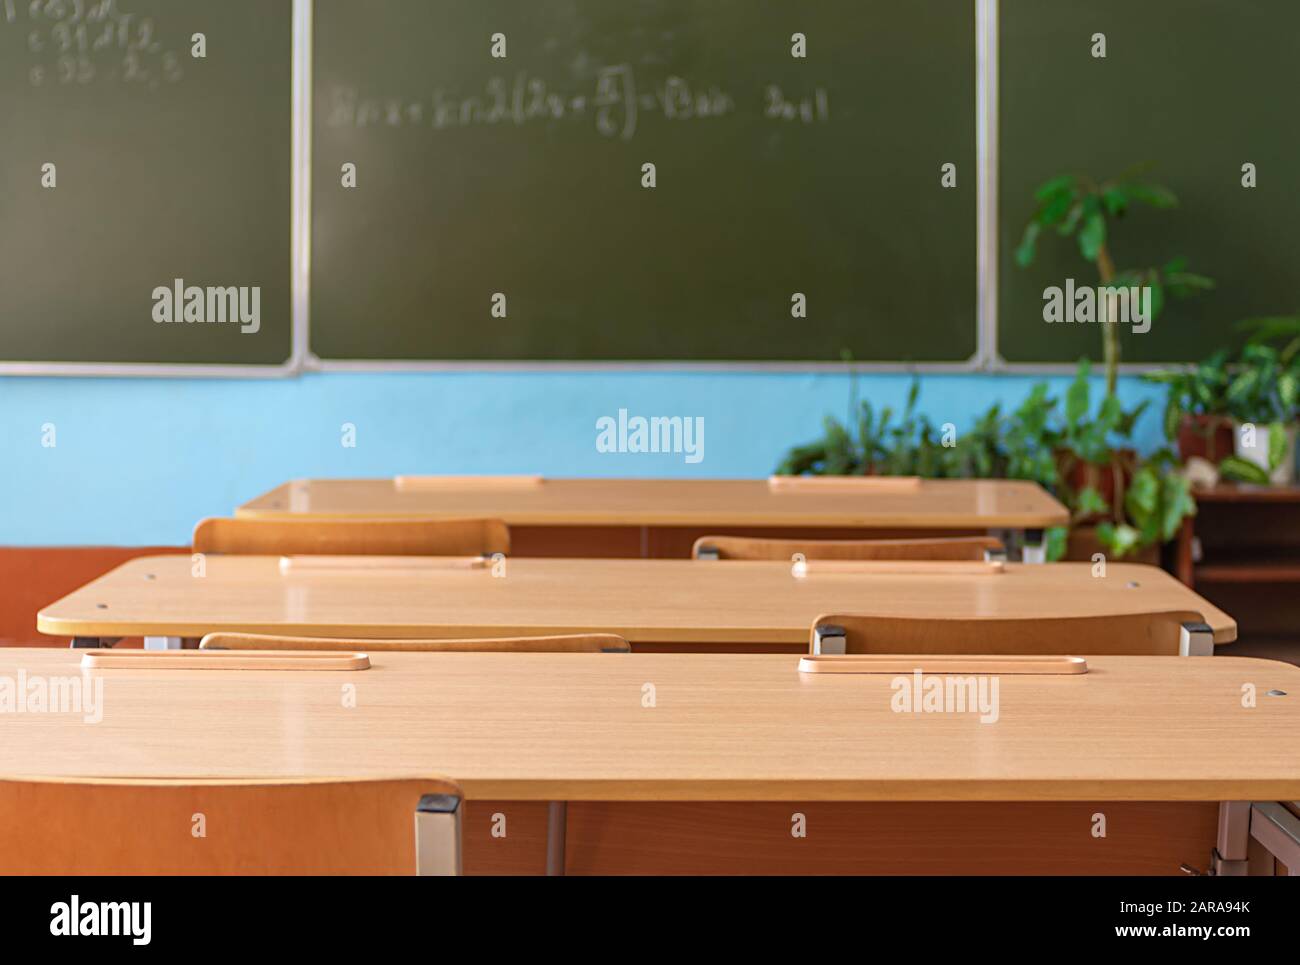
[948,402,1008,480]
[773,414,864,476]
[1237,314,1300,360]
[1221,342,1297,473]
[876,381,964,478]
[1000,383,1059,487]
[1143,349,1233,442]
[1096,450,1196,559]
[1218,455,1271,485]
[1016,166,1213,396]
[1020,359,1193,561]
[1235,317,1300,421]
[773,365,1195,561]
[774,383,903,477]
[1049,360,1175,560]
[1055,359,1147,468]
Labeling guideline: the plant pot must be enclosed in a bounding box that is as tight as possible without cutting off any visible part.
[1063,525,1160,566]
[1232,421,1298,485]
[1055,447,1138,522]
[1176,414,1234,465]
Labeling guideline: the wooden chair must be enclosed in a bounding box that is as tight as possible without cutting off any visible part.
[0,776,461,875]
[200,632,630,653]
[810,610,1215,657]
[192,516,510,557]
[200,631,629,875]
[693,535,1004,561]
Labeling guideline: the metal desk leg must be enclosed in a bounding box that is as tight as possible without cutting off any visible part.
[1178,621,1215,657]
[1213,801,1251,875]
[1021,528,1046,564]
[415,792,462,876]
[1249,802,1300,875]
[546,801,567,876]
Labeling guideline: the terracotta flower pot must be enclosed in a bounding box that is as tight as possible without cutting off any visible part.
[1176,414,1233,465]
[1055,447,1137,522]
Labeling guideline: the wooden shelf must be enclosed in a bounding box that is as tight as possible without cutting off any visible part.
[1177,487,1300,588]
[1191,483,1300,504]
[1196,558,1300,583]
[1194,547,1300,583]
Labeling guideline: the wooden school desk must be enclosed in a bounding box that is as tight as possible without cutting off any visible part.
[236,477,1070,560]
[37,556,1235,651]
[2,649,1296,874]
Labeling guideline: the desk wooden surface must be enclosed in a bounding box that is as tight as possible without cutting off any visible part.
[0,649,1295,801]
[237,478,1070,529]
[37,556,1236,645]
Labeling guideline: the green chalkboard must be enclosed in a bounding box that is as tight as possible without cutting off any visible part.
[0,0,292,367]
[311,0,976,363]
[999,0,1300,364]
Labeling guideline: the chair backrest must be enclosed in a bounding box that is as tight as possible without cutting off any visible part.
[692,535,1003,561]
[192,517,509,557]
[810,610,1214,656]
[200,632,631,653]
[0,776,461,875]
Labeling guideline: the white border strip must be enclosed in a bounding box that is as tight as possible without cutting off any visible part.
[313,359,983,373]
[975,0,997,371]
[290,0,311,373]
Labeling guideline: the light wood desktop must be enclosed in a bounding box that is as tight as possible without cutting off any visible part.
[1,648,1295,874]
[37,556,1235,651]
[236,478,1070,559]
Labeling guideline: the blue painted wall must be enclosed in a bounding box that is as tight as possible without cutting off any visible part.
[1,371,1167,545]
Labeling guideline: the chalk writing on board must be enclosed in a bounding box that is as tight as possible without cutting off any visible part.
[3,0,184,88]
[324,64,829,140]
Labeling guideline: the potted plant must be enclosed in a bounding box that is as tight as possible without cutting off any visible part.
[1054,360,1146,520]
[774,392,898,477]
[1143,349,1234,463]
[1015,166,1213,396]
[1223,340,1299,484]
[996,385,1069,560]
[773,369,1197,563]
[1093,450,1196,561]
[776,378,1072,555]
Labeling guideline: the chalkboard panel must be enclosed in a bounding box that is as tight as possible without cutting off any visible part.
[311,0,976,363]
[0,0,292,367]
[999,0,1300,364]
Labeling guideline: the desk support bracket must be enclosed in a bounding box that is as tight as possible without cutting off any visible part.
[1249,802,1300,876]
[415,792,462,876]
[547,801,567,876]
[1213,800,1300,875]
[70,637,120,649]
[1179,622,1215,657]
[811,624,847,656]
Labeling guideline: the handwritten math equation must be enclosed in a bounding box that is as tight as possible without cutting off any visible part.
[4,0,185,88]
[325,65,830,139]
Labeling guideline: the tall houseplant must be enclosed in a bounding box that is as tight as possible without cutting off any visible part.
[1015,167,1213,396]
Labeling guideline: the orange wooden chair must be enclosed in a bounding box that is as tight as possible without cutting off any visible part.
[0,776,462,875]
